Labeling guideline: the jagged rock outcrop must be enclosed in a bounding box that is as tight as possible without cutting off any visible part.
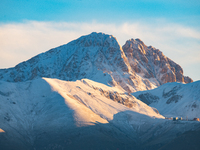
[0,32,192,92]
[122,39,193,86]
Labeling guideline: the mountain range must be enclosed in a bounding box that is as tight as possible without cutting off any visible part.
[0,32,199,150]
[0,32,192,92]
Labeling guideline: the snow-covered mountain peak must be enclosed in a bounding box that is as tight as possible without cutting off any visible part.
[0,32,132,90]
[73,32,119,48]
[0,32,192,92]
[124,38,147,53]
[122,38,193,86]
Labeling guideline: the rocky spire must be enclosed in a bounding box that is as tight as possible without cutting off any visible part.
[122,38,193,85]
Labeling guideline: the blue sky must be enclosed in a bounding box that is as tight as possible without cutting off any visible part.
[1,0,200,25]
[0,0,199,22]
[0,0,200,81]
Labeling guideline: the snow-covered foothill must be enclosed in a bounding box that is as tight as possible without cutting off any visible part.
[0,78,199,150]
[132,81,200,119]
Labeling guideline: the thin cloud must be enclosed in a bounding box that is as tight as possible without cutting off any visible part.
[0,20,199,80]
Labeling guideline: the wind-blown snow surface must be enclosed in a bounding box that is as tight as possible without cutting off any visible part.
[132,81,200,119]
[0,78,199,150]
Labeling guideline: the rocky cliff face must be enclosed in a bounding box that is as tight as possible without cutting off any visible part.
[0,32,192,92]
[123,39,193,86]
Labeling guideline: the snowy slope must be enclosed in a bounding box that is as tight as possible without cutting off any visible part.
[132,81,200,119]
[0,78,199,150]
[0,32,192,92]
[0,77,163,131]
[0,77,159,149]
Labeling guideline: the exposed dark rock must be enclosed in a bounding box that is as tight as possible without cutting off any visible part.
[162,86,181,98]
[136,93,160,105]
[166,95,182,104]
